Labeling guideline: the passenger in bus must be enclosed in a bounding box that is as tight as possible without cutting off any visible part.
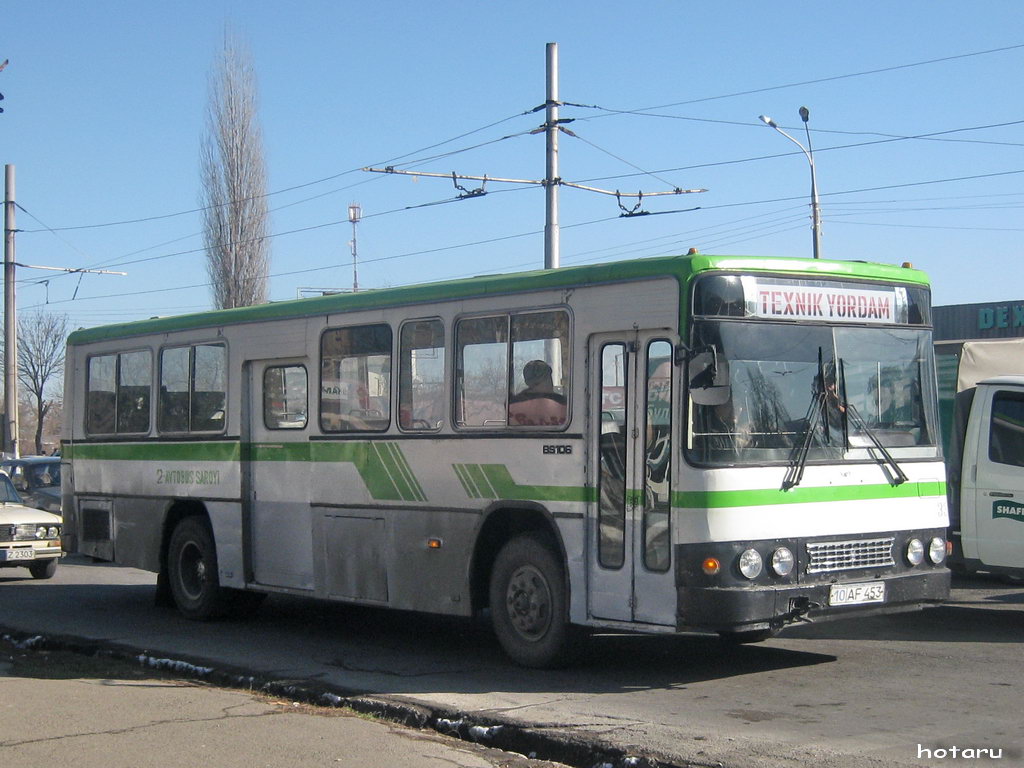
[508,360,567,427]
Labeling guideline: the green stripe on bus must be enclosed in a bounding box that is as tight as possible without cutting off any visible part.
[373,443,425,503]
[464,464,497,499]
[452,464,477,498]
[65,442,241,462]
[460,464,595,503]
[673,481,946,509]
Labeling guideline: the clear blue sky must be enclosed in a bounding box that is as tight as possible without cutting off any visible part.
[3,1,1023,329]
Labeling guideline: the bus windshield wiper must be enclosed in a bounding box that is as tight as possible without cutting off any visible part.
[835,358,907,486]
[843,401,909,486]
[783,386,826,491]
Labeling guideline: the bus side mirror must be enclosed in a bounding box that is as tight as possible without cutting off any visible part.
[689,350,731,406]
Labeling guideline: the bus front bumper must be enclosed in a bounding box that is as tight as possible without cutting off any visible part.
[677,568,950,633]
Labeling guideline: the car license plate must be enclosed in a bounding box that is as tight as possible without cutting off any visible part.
[1,548,36,562]
[829,581,885,606]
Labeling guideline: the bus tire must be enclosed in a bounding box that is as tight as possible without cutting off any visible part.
[29,558,58,580]
[489,533,571,668]
[167,516,228,620]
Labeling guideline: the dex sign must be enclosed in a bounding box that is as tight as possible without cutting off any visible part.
[751,281,898,324]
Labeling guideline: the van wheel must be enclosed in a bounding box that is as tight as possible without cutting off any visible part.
[490,533,571,668]
[28,558,57,580]
[167,517,228,620]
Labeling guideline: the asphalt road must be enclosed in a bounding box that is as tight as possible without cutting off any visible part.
[2,555,1022,768]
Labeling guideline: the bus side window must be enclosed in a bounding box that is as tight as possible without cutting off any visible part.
[264,365,308,429]
[455,316,508,427]
[320,324,392,433]
[88,350,153,436]
[116,350,152,434]
[508,310,570,428]
[398,319,445,431]
[86,354,117,435]
[158,344,225,434]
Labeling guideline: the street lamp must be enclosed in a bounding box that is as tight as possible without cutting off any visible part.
[759,108,822,259]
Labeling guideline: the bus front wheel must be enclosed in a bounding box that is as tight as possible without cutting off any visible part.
[489,533,571,668]
[167,516,228,620]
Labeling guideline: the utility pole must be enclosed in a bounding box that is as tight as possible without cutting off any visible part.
[544,42,560,270]
[3,164,126,457]
[363,43,705,271]
[4,164,18,456]
[348,203,361,292]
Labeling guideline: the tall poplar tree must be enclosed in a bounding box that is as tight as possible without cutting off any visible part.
[200,30,270,309]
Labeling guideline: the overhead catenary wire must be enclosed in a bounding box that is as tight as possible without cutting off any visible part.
[18,109,539,235]
[16,42,1024,320]
[567,42,1024,114]
[24,43,1024,237]
[19,163,1024,314]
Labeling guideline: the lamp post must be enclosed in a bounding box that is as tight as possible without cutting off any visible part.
[759,108,822,259]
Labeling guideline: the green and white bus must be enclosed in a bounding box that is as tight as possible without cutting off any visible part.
[62,253,950,666]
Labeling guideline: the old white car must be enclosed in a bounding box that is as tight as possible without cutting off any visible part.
[0,472,61,579]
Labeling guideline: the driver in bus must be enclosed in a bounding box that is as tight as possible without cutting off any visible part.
[508,360,567,427]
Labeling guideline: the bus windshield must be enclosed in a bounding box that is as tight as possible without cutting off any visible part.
[687,320,938,466]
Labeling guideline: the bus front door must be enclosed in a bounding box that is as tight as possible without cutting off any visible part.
[588,334,677,626]
[243,359,315,592]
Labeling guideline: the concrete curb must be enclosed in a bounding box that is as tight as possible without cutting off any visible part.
[1,627,694,768]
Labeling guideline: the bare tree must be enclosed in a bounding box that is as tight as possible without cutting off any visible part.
[16,311,68,454]
[201,30,270,309]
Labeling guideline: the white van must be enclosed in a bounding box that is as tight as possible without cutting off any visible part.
[947,345,1024,578]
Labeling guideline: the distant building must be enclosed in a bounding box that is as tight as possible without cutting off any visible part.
[933,300,1024,453]
[934,299,1024,351]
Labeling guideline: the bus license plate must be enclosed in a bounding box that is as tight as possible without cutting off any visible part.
[829,581,885,606]
[1,548,36,562]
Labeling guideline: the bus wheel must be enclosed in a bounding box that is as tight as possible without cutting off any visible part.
[490,533,571,668]
[167,516,228,620]
[717,627,778,645]
[28,558,57,580]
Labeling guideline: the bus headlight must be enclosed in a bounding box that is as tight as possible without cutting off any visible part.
[906,539,924,566]
[770,547,795,576]
[738,548,763,580]
[928,537,946,564]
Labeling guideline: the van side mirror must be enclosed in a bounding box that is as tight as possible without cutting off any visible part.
[689,349,731,406]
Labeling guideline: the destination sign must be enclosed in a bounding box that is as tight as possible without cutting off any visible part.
[750,281,899,324]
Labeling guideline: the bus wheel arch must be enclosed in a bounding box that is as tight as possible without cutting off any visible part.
[470,504,567,615]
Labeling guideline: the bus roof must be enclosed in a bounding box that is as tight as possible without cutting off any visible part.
[67,253,930,346]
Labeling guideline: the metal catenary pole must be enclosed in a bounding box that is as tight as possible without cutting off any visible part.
[4,164,18,456]
[544,42,559,270]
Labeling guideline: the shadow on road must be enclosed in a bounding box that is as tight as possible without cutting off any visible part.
[10,558,1019,699]
[2,572,837,696]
